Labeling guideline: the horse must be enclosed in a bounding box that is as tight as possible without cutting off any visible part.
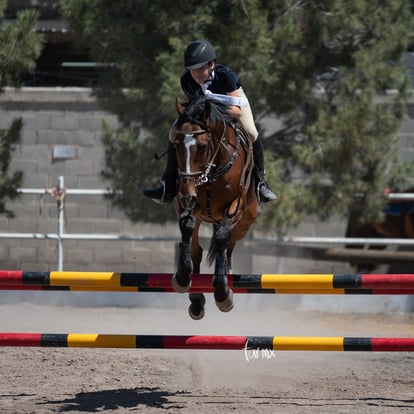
[345,188,414,272]
[170,94,257,319]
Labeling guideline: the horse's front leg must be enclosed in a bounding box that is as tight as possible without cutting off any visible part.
[188,218,206,320]
[172,209,195,293]
[212,216,234,312]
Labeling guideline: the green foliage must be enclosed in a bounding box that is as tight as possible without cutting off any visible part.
[0,6,44,89]
[0,2,44,216]
[0,119,24,217]
[263,0,414,228]
[101,120,175,222]
[61,0,414,231]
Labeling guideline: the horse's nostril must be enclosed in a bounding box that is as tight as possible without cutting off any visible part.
[179,193,197,209]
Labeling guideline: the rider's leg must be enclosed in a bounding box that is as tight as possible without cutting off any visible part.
[252,138,277,203]
[142,141,178,203]
[237,88,277,203]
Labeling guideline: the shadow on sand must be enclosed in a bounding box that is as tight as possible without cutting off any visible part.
[40,387,188,412]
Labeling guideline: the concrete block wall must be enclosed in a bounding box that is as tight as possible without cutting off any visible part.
[0,87,412,274]
[0,88,178,273]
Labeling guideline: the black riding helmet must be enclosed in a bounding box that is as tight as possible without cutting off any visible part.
[184,40,216,69]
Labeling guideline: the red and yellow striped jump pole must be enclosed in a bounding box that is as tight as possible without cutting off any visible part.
[1,271,414,294]
[1,333,413,352]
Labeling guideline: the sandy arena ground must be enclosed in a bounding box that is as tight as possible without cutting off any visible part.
[0,292,413,413]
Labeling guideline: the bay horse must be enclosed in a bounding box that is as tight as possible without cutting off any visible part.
[345,188,414,272]
[170,94,257,319]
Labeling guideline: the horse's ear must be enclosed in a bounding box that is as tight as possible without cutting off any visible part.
[176,98,184,115]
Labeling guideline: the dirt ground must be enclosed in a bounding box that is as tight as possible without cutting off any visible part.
[0,293,413,413]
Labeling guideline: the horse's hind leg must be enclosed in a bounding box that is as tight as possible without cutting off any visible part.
[212,217,234,312]
[172,210,195,293]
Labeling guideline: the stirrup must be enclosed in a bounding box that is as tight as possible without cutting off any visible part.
[142,181,171,204]
[257,180,277,204]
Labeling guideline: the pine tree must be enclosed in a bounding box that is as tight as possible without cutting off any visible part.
[261,0,414,231]
[61,0,414,231]
[0,1,43,217]
[0,118,23,217]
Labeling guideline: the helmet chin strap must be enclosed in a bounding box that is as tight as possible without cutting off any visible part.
[208,61,215,78]
[201,69,214,93]
[202,67,214,86]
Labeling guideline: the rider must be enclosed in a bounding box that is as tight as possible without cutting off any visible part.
[142,40,277,204]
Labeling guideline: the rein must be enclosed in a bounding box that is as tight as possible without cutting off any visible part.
[196,121,228,186]
[193,121,242,187]
[207,122,241,184]
[176,121,237,186]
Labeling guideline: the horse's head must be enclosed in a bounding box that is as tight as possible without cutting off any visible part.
[172,93,236,211]
[173,96,212,210]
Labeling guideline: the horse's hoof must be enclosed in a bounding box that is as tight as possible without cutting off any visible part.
[171,273,191,293]
[188,303,205,320]
[215,288,234,312]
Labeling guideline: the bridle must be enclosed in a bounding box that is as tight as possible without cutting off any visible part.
[175,120,241,188]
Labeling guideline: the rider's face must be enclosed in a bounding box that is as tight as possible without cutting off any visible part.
[189,62,215,84]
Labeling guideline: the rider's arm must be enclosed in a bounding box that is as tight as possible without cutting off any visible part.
[226,90,242,119]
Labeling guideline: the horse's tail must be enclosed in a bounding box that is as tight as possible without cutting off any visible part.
[207,238,218,267]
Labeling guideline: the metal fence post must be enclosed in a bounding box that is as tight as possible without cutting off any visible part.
[56,176,65,271]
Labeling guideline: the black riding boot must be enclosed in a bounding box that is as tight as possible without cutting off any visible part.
[142,142,178,203]
[253,138,277,203]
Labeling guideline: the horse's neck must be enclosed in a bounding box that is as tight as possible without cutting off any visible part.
[209,119,226,138]
[214,124,243,168]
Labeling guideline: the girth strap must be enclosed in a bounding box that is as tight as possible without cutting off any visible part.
[206,182,212,219]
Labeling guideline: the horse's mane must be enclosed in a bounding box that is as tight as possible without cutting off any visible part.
[208,99,233,125]
[179,92,233,127]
